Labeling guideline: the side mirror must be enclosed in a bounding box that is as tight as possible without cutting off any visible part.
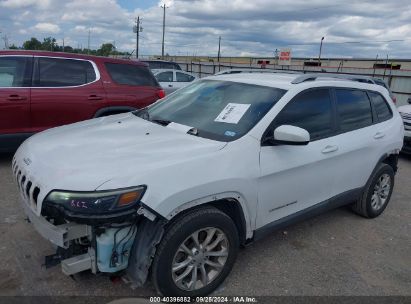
[272,125,310,146]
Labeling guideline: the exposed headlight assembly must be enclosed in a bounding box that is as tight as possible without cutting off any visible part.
[44,186,146,215]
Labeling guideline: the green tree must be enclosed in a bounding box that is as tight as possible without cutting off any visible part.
[97,43,115,57]
[41,37,57,51]
[23,37,42,50]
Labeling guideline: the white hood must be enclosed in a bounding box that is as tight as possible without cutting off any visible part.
[14,113,226,210]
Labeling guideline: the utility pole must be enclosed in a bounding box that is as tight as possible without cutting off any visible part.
[318,36,324,66]
[87,29,91,54]
[161,4,166,58]
[62,38,65,52]
[217,36,221,62]
[134,16,142,59]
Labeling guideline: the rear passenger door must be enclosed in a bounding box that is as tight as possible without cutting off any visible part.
[103,63,161,109]
[0,56,32,135]
[155,71,175,94]
[175,71,195,91]
[30,57,105,132]
[330,88,384,194]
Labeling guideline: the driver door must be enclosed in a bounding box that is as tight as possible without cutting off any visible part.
[257,88,339,229]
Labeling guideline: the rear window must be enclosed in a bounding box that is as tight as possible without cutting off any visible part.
[336,89,373,132]
[105,63,158,87]
[369,92,393,122]
[144,61,181,70]
[35,57,96,87]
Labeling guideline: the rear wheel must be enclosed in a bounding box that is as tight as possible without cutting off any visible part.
[152,207,239,296]
[351,163,395,218]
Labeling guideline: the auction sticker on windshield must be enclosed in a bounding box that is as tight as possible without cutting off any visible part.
[215,103,251,124]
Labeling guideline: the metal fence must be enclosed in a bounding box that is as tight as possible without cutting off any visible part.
[177,61,411,106]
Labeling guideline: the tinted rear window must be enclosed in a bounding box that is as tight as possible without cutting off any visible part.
[35,57,96,87]
[144,61,181,70]
[336,89,373,132]
[369,92,392,122]
[105,63,158,87]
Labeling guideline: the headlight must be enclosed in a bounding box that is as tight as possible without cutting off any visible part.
[44,186,146,215]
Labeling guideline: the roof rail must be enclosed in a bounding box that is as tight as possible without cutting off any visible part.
[291,73,375,84]
[215,68,302,76]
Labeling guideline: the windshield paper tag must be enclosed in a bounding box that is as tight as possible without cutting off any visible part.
[215,103,251,124]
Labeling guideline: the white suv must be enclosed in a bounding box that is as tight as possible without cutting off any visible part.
[398,99,411,154]
[13,72,403,296]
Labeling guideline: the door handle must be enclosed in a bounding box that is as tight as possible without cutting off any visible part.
[88,95,103,101]
[168,84,173,87]
[7,95,27,101]
[322,145,339,154]
[374,132,385,139]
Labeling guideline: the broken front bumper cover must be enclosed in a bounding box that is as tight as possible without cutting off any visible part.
[22,200,92,249]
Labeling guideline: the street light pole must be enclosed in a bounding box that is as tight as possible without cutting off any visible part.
[161,4,166,58]
[318,36,324,66]
[217,36,221,62]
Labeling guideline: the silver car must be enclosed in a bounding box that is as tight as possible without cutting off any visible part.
[153,69,197,94]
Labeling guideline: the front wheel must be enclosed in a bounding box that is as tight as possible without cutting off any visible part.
[151,207,239,296]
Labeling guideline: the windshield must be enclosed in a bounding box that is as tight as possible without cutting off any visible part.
[138,79,286,141]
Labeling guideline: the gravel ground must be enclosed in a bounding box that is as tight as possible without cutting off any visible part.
[0,153,410,297]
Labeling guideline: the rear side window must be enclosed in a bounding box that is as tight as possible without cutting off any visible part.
[0,56,32,87]
[176,72,195,82]
[335,89,373,132]
[369,92,392,122]
[35,57,96,87]
[105,63,158,87]
[275,89,333,140]
[156,71,173,82]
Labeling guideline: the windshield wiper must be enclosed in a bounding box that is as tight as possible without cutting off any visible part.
[133,108,150,121]
[151,119,172,126]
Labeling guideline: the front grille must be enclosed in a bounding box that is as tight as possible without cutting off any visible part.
[13,161,42,210]
[400,112,411,120]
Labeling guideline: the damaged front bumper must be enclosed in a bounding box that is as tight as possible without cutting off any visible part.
[22,198,165,285]
[22,200,97,275]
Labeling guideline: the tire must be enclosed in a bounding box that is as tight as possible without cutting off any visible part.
[152,206,239,296]
[351,163,395,218]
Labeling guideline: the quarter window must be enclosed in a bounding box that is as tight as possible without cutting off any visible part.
[335,89,373,132]
[369,92,392,122]
[35,57,96,87]
[105,63,158,86]
[0,56,31,87]
[274,89,333,140]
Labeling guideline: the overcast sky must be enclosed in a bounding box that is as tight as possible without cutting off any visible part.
[0,0,410,58]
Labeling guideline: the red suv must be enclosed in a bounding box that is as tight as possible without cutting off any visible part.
[0,50,165,152]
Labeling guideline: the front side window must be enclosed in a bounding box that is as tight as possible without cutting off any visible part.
[0,56,31,87]
[273,89,333,140]
[336,89,373,132]
[105,63,158,87]
[156,71,173,82]
[369,92,392,122]
[138,80,286,141]
[176,72,194,82]
[35,57,96,87]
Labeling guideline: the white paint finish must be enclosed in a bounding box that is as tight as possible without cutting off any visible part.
[14,73,404,239]
[258,136,338,227]
[273,125,310,143]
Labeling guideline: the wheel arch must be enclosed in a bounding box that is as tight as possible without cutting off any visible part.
[164,193,253,245]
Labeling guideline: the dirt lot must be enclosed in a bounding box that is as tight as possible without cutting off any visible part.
[0,153,410,297]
